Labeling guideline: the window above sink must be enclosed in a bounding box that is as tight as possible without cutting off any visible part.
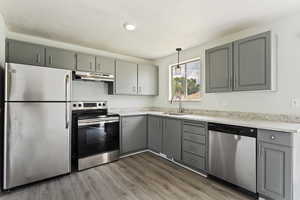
[169,58,202,101]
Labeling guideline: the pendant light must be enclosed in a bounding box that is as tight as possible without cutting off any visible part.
[175,48,182,73]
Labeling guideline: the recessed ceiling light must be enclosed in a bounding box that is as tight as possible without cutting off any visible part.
[123,23,136,31]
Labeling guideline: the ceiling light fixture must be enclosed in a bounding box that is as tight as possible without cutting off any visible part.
[124,23,136,31]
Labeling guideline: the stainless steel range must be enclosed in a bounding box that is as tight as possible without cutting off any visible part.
[71,101,120,171]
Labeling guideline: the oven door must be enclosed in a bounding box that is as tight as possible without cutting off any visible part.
[77,116,119,158]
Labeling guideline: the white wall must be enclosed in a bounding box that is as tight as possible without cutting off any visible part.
[5,31,155,109]
[153,12,300,115]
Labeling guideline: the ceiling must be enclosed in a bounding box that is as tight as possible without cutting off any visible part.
[1,0,300,59]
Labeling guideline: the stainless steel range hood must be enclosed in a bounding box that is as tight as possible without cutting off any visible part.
[74,71,114,82]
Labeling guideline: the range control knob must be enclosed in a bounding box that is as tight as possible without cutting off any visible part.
[98,103,102,106]
[103,103,106,106]
[78,104,82,107]
[73,104,77,107]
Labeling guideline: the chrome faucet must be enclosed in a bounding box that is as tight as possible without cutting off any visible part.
[171,95,184,113]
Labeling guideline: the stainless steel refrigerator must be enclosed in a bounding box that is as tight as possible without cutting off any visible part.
[3,63,72,189]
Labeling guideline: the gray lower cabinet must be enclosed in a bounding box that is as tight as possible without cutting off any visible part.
[96,56,115,74]
[234,31,271,91]
[257,130,292,200]
[45,47,76,70]
[148,116,163,152]
[163,118,182,161]
[205,43,233,93]
[76,53,96,72]
[138,64,158,95]
[121,116,147,154]
[182,121,208,171]
[6,39,45,66]
[115,60,138,95]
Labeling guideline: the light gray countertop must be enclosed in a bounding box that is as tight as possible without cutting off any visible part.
[116,111,300,134]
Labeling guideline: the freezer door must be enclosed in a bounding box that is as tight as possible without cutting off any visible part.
[5,63,71,101]
[4,102,71,189]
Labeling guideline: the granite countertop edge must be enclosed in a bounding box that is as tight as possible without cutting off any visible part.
[115,111,300,134]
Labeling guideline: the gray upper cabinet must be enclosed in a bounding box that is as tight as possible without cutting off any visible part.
[6,40,45,66]
[234,31,271,91]
[163,118,182,161]
[138,64,158,95]
[96,56,115,74]
[258,142,292,200]
[115,60,138,95]
[205,31,271,93]
[76,53,96,72]
[205,43,233,93]
[121,116,147,154]
[45,47,76,70]
[148,116,163,153]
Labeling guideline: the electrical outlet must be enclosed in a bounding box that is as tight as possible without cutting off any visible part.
[291,98,300,108]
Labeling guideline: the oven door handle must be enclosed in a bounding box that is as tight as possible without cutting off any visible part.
[78,120,119,127]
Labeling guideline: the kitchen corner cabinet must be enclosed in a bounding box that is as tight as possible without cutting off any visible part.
[45,47,76,70]
[121,116,147,154]
[233,31,271,91]
[96,56,115,75]
[148,116,163,152]
[205,43,233,93]
[257,130,292,200]
[115,60,138,95]
[138,64,158,95]
[76,53,96,72]
[205,31,271,93]
[6,39,45,66]
[163,118,182,161]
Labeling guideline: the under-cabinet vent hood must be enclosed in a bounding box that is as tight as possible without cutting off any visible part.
[73,71,114,82]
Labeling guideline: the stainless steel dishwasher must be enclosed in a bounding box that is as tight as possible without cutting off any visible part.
[208,123,257,193]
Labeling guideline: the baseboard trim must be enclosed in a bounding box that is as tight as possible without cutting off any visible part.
[120,149,148,158]
[120,149,207,178]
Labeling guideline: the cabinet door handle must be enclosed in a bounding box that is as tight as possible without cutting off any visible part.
[258,144,263,158]
[36,54,41,64]
[270,135,276,140]
[49,56,53,65]
[234,74,238,88]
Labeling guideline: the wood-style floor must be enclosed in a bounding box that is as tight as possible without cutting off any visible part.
[0,152,255,200]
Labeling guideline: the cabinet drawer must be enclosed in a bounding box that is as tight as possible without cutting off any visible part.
[183,124,206,135]
[183,140,206,157]
[258,129,293,147]
[183,132,206,144]
[183,152,206,171]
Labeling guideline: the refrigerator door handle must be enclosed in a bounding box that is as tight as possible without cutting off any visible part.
[3,103,9,189]
[65,74,69,129]
[65,74,69,101]
[65,103,69,129]
[5,65,12,101]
